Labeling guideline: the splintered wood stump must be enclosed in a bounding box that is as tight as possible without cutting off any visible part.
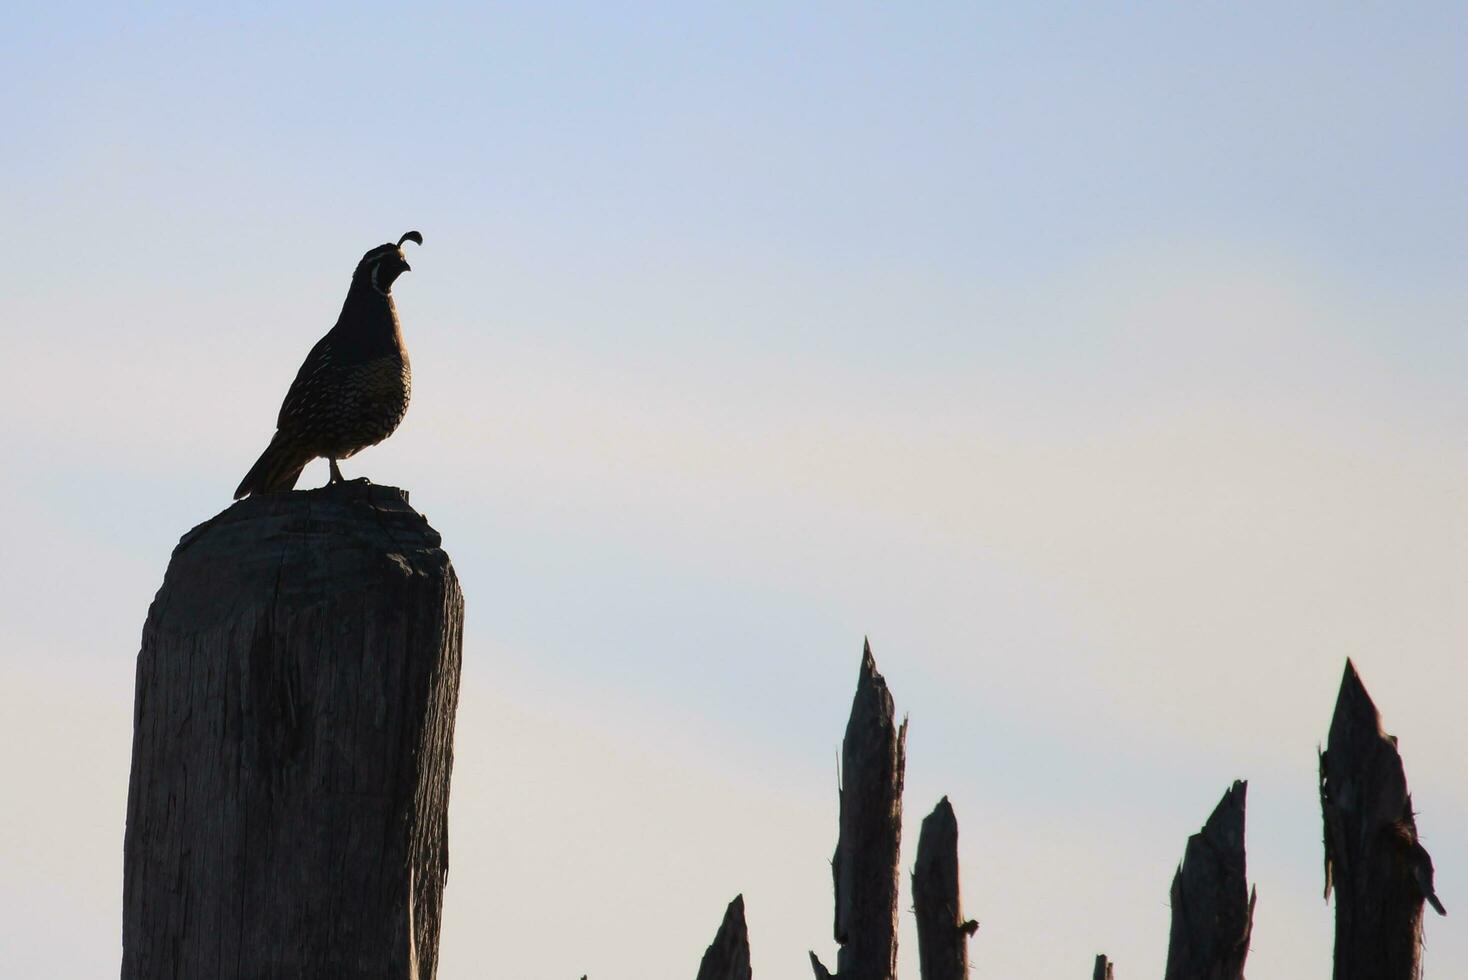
[1320,660,1445,980]
[695,895,752,980]
[1091,954,1115,980]
[811,640,907,980]
[121,482,464,980]
[1163,780,1255,980]
[912,797,978,980]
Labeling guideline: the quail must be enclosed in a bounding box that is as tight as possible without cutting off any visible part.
[234,231,423,499]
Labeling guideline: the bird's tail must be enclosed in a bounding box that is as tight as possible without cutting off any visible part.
[234,433,313,499]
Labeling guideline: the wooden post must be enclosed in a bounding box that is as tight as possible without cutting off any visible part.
[912,797,978,980]
[811,640,908,980]
[695,895,752,980]
[1091,954,1114,980]
[1320,660,1445,980]
[1163,780,1255,980]
[121,482,464,980]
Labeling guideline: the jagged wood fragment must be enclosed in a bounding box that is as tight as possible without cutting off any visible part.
[1092,954,1115,980]
[1163,780,1255,980]
[695,894,752,980]
[1320,660,1445,980]
[912,796,978,980]
[810,639,908,980]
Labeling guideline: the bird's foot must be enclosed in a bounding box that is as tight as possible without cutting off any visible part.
[317,475,376,495]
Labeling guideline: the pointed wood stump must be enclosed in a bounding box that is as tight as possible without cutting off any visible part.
[811,640,908,980]
[1320,660,1445,980]
[121,482,464,980]
[695,895,752,980]
[1091,954,1115,980]
[1163,780,1255,980]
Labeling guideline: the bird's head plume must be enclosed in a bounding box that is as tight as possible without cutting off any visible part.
[354,230,423,295]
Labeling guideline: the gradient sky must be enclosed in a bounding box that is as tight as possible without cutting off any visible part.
[3,3,1466,977]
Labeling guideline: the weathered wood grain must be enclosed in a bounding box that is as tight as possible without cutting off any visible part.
[121,481,464,980]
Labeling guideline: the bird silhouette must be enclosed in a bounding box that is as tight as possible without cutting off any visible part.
[235,231,423,499]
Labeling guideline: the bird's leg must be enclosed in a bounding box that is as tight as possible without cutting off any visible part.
[328,458,344,484]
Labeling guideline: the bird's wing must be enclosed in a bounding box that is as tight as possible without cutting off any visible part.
[276,332,337,431]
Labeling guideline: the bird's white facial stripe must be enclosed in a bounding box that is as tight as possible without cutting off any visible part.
[368,249,405,295]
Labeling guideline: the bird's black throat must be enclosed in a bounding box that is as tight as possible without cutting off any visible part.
[330,286,405,365]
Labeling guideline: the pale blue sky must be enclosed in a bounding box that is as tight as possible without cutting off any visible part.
[3,4,1465,977]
